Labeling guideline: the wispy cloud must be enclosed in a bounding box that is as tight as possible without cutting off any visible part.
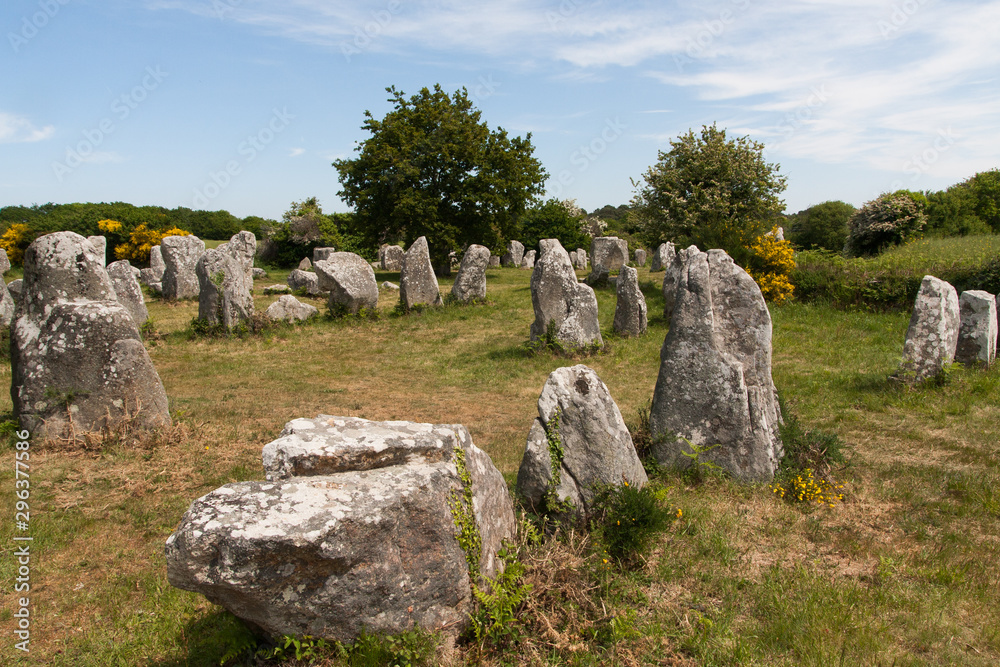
[288,147,306,157]
[0,112,54,143]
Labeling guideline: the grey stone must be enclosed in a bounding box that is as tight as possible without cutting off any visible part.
[287,269,321,296]
[501,240,524,268]
[380,245,404,271]
[399,236,442,311]
[955,290,997,368]
[87,235,107,265]
[612,266,647,336]
[166,415,515,643]
[263,284,291,294]
[488,255,500,268]
[520,249,536,270]
[899,275,960,381]
[575,248,588,270]
[451,245,490,303]
[161,235,205,300]
[0,248,10,275]
[530,239,603,350]
[649,248,782,482]
[516,366,647,520]
[649,243,670,272]
[314,253,379,315]
[590,237,628,273]
[584,264,609,288]
[107,260,149,327]
[149,245,165,281]
[252,267,267,279]
[298,257,312,271]
[10,232,170,440]
[7,278,22,304]
[196,245,255,328]
[265,294,318,323]
[313,247,337,263]
[662,244,689,320]
[138,269,162,294]
[0,280,13,326]
[380,281,400,290]
[226,231,257,285]
[634,249,647,267]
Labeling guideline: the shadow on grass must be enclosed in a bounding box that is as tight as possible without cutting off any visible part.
[151,609,256,667]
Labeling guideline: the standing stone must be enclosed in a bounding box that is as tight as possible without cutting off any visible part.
[634,249,647,267]
[590,237,628,273]
[161,235,206,300]
[649,242,674,273]
[663,244,691,320]
[10,232,170,440]
[226,231,257,285]
[399,237,442,311]
[87,235,107,265]
[106,260,149,327]
[898,276,960,381]
[650,248,782,482]
[530,239,603,350]
[501,240,524,268]
[313,247,337,263]
[516,365,647,520]
[298,257,312,271]
[955,290,997,368]
[488,255,500,268]
[575,248,588,270]
[7,279,23,306]
[0,280,13,326]
[451,245,490,303]
[0,248,10,275]
[520,249,536,270]
[380,245,404,271]
[166,415,515,643]
[287,269,321,296]
[197,245,255,328]
[612,266,647,336]
[265,294,318,322]
[314,253,379,315]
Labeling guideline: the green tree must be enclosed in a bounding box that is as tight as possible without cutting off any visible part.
[258,197,344,267]
[787,200,855,251]
[630,123,786,266]
[518,198,589,253]
[843,191,927,257]
[334,85,547,273]
[966,169,1000,232]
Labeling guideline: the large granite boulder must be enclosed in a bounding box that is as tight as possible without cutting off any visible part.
[265,294,318,322]
[590,237,628,273]
[106,260,149,327]
[225,231,257,285]
[380,245,404,271]
[161,235,205,300]
[662,244,690,320]
[166,415,515,643]
[196,245,254,328]
[399,236,442,311]
[649,242,674,272]
[287,269,321,296]
[650,248,782,482]
[10,232,170,439]
[0,248,10,275]
[314,253,379,315]
[955,290,997,368]
[898,275,960,381]
[530,239,602,350]
[516,366,647,520]
[501,240,524,268]
[612,266,647,336]
[451,245,490,303]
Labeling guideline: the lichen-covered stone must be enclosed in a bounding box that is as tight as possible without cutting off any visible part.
[263,284,291,294]
[575,248,588,270]
[650,248,782,482]
[520,249,536,270]
[226,231,257,285]
[0,280,13,326]
[634,249,647,267]
[298,257,312,271]
[649,242,674,273]
[107,260,149,327]
[196,245,254,328]
[166,415,515,643]
[252,267,267,280]
[161,235,206,300]
[380,245,404,271]
[87,235,107,266]
[312,247,336,263]
[501,240,524,268]
[399,236,442,311]
[612,266,647,336]
[488,255,500,268]
[7,278,22,305]
[530,239,602,350]
[287,269,321,296]
[149,245,165,280]
[0,248,10,275]
[452,245,490,303]
[590,237,628,273]
[265,294,318,322]
[898,275,960,381]
[314,253,378,315]
[955,289,997,367]
[663,244,691,320]
[516,366,646,520]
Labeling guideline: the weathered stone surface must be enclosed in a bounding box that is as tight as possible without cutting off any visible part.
[662,244,689,320]
[0,248,10,275]
[399,236,442,311]
[161,235,205,300]
[265,294,318,322]
[634,249,647,267]
[226,231,257,285]
[263,284,291,294]
[584,264,609,288]
[501,240,524,268]
[166,415,515,643]
[451,245,490,303]
[381,281,400,290]
[650,248,782,482]
[107,260,149,327]
[380,245,404,271]
[530,239,603,349]
[252,267,267,280]
[87,235,107,265]
[0,280,13,326]
[196,245,254,328]
[650,242,672,272]
[11,232,170,439]
[520,249,536,269]
[590,237,628,273]
[314,253,379,315]
[313,247,337,263]
[899,275,960,381]
[287,269,321,296]
[298,257,312,271]
[955,290,997,367]
[148,245,165,281]
[516,366,646,520]
[612,266,647,336]
[488,255,500,268]
[575,248,588,270]
[7,278,22,305]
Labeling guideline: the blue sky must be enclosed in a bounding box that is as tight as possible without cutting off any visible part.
[2,0,999,221]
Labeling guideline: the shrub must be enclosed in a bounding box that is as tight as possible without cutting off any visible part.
[0,223,32,264]
[113,224,191,263]
[843,191,927,257]
[591,481,677,566]
[786,200,855,251]
[747,226,796,304]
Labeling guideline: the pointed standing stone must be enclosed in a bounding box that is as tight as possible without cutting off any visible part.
[399,236,442,311]
[650,242,674,272]
[501,240,524,267]
[530,239,602,350]
[451,245,490,303]
[107,259,149,327]
[612,266,647,336]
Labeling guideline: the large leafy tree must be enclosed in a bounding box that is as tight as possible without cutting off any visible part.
[334,85,547,272]
[787,200,856,251]
[518,198,589,254]
[631,123,786,266]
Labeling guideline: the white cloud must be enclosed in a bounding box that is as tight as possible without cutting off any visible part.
[288,147,306,157]
[0,112,55,143]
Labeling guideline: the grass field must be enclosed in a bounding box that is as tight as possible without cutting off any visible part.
[1,261,998,666]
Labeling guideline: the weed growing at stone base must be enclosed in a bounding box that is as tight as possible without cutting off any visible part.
[590,480,678,566]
